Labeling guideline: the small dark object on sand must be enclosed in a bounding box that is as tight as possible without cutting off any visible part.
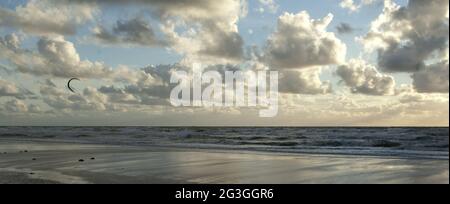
[32,158,36,161]
[24,150,28,153]
[78,159,84,162]
[29,172,34,175]
[2,152,6,154]
[90,157,95,160]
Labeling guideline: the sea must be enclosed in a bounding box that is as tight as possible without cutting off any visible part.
[0,127,448,159]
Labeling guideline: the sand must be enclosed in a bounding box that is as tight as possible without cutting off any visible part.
[0,138,448,184]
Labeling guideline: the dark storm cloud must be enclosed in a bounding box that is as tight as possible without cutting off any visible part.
[336,23,355,34]
[412,60,449,93]
[94,17,167,47]
[362,0,449,73]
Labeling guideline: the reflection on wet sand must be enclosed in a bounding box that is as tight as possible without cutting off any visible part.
[0,139,448,184]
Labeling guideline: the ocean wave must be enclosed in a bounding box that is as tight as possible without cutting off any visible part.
[0,127,448,159]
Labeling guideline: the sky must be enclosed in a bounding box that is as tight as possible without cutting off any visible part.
[0,0,448,126]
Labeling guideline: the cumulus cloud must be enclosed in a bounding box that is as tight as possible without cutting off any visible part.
[279,68,333,95]
[0,76,34,99]
[2,99,40,113]
[111,64,188,104]
[93,17,166,47]
[0,34,23,64]
[159,4,246,64]
[360,0,449,72]
[0,79,25,99]
[1,0,447,125]
[0,33,21,50]
[194,23,244,62]
[336,59,396,95]
[39,79,65,97]
[4,42,156,89]
[37,64,176,112]
[339,0,377,12]
[40,84,124,112]
[1,33,171,109]
[3,36,113,78]
[0,0,96,36]
[72,0,247,64]
[34,65,173,112]
[340,0,360,12]
[264,11,346,69]
[412,60,449,93]
[100,63,255,106]
[158,0,247,64]
[0,0,239,64]
[38,78,108,112]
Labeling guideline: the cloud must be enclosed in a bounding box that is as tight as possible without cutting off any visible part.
[264,11,346,69]
[39,79,65,97]
[360,0,449,72]
[158,1,246,64]
[279,68,333,95]
[4,99,29,112]
[69,0,246,19]
[1,33,172,107]
[340,0,360,12]
[98,86,140,104]
[0,0,96,36]
[277,93,448,126]
[336,59,396,95]
[1,0,247,63]
[0,76,34,100]
[336,23,355,34]
[339,0,378,13]
[1,0,448,126]
[0,64,13,75]
[93,17,167,47]
[111,64,187,104]
[0,34,22,63]
[38,64,176,110]
[412,60,449,93]
[71,0,247,64]
[0,33,21,50]
[195,23,244,62]
[257,0,279,14]
[40,76,148,113]
[0,79,27,99]
[0,0,238,65]
[34,64,172,111]
[2,35,113,78]
[2,99,41,113]
[37,37,81,66]
[43,95,106,112]
[40,84,125,112]
[101,63,257,106]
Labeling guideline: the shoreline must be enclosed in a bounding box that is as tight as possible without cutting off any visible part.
[0,139,449,184]
[0,137,447,161]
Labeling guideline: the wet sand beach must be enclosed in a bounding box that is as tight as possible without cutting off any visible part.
[0,139,448,184]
